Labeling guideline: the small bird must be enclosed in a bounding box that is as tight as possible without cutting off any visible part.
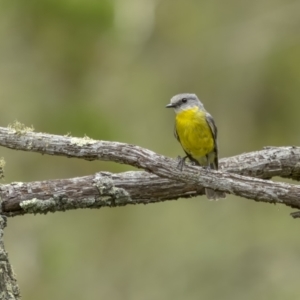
[166,93,226,200]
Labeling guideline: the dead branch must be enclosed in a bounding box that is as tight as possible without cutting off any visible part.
[0,126,300,217]
[0,215,21,299]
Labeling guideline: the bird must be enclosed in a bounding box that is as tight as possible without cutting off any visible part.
[166,93,226,200]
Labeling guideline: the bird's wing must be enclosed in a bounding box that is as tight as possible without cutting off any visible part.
[205,113,217,139]
[205,113,219,169]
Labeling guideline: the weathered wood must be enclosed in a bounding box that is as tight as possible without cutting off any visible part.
[0,216,21,299]
[0,126,300,216]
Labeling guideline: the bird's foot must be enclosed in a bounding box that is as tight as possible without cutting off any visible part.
[176,156,187,171]
[201,165,211,175]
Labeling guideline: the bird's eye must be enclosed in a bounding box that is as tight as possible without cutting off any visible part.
[182,98,187,103]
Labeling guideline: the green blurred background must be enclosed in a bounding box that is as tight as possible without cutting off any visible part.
[1,0,300,299]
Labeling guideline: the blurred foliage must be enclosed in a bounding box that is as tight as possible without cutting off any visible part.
[1,0,300,299]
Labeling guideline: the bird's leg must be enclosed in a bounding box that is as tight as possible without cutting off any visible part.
[177,155,188,171]
[201,156,212,174]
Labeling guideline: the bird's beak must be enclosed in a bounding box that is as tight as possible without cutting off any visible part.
[166,103,175,108]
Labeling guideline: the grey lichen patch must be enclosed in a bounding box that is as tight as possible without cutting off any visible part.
[96,176,114,194]
[8,120,34,135]
[18,177,132,214]
[70,135,97,146]
[11,182,24,187]
[18,193,119,215]
[78,197,95,207]
[93,174,132,206]
[20,198,56,214]
[0,158,5,179]
[25,141,33,150]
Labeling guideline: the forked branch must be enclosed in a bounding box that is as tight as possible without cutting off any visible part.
[0,126,300,217]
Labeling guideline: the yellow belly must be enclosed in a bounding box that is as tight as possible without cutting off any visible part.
[175,107,214,162]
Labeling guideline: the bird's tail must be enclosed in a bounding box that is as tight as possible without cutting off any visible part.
[205,162,226,200]
[205,188,226,200]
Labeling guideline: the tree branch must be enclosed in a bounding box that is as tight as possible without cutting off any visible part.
[1,171,206,216]
[0,126,300,217]
[0,215,21,299]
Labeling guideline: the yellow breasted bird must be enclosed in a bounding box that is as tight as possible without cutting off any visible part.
[166,93,226,200]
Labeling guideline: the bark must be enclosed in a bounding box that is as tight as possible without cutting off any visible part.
[0,126,299,217]
[0,216,21,299]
